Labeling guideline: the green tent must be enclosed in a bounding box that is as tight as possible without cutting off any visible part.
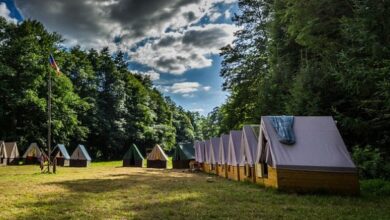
[123,144,144,167]
[173,143,195,169]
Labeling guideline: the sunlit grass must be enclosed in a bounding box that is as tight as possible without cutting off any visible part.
[0,162,389,219]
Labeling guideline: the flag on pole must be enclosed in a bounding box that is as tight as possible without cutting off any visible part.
[49,54,61,75]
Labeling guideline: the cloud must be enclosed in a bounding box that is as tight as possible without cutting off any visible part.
[15,0,238,75]
[0,3,18,24]
[132,70,160,81]
[170,82,201,94]
[131,23,237,74]
[203,86,211,91]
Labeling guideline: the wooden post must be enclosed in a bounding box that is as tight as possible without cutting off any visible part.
[47,67,52,173]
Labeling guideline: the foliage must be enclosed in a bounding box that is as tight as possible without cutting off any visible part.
[211,0,390,178]
[360,179,390,196]
[352,145,389,179]
[0,18,196,159]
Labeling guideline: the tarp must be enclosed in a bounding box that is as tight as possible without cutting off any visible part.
[227,130,243,166]
[209,137,220,165]
[173,143,195,160]
[204,140,211,163]
[270,116,296,145]
[219,134,229,164]
[53,144,71,160]
[147,145,168,161]
[194,141,205,163]
[123,144,144,160]
[71,144,92,161]
[241,125,259,166]
[257,116,357,172]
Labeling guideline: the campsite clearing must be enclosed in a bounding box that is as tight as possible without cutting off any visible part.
[0,162,389,219]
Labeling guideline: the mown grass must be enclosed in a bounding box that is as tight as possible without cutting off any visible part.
[0,162,389,220]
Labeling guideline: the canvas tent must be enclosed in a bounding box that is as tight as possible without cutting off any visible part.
[255,116,359,195]
[146,145,168,168]
[209,137,220,174]
[4,142,20,165]
[203,140,212,173]
[172,143,195,169]
[217,135,229,178]
[52,144,71,166]
[22,143,44,165]
[194,141,205,170]
[241,125,260,182]
[227,130,244,181]
[70,144,91,167]
[123,144,144,167]
[0,141,8,165]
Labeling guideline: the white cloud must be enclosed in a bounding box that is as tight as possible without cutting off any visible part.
[131,23,238,74]
[170,82,201,94]
[0,3,18,24]
[132,70,160,81]
[15,0,239,75]
[203,86,211,91]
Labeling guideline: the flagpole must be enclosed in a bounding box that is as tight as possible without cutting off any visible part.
[47,65,52,173]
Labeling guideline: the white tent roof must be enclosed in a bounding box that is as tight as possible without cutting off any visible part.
[204,140,211,163]
[71,144,92,161]
[227,130,243,166]
[194,141,205,163]
[22,143,43,158]
[256,116,357,172]
[218,134,229,164]
[241,125,259,166]
[210,137,220,165]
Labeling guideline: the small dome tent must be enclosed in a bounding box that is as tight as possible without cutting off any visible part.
[123,144,144,167]
[146,145,168,169]
[70,144,91,167]
[172,143,195,169]
[52,144,71,166]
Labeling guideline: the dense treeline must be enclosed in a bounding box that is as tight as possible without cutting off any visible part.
[0,19,197,160]
[202,0,390,179]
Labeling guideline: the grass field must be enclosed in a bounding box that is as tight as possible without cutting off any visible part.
[0,162,389,220]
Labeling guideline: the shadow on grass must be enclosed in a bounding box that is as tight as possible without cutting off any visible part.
[14,169,390,220]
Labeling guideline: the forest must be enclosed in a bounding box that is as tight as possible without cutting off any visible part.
[200,0,390,179]
[0,18,200,160]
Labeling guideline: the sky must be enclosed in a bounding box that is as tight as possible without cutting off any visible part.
[0,0,239,115]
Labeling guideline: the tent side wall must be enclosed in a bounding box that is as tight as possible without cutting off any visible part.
[217,164,228,178]
[123,159,143,167]
[254,165,359,195]
[69,159,90,167]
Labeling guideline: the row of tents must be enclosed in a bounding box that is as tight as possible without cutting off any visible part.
[0,142,91,167]
[194,116,360,195]
[123,143,195,169]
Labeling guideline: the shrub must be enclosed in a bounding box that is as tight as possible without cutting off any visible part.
[352,145,383,179]
[361,179,390,196]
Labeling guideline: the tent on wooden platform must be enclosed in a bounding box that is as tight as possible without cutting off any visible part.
[209,137,220,174]
[70,144,91,167]
[217,135,229,178]
[172,143,195,169]
[194,141,205,170]
[0,141,7,165]
[146,145,168,168]
[22,143,44,165]
[203,140,211,173]
[52,144,70,166]
[4,142,20,165]
[227,130,244,181]
[255,116,359,195]
[123,144,144,167]
[241,125,260,182]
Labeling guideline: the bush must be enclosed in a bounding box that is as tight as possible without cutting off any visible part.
[361,179,390,196]
[352,145,384,179]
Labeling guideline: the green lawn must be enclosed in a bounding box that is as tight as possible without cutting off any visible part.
[0,162,389,220]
